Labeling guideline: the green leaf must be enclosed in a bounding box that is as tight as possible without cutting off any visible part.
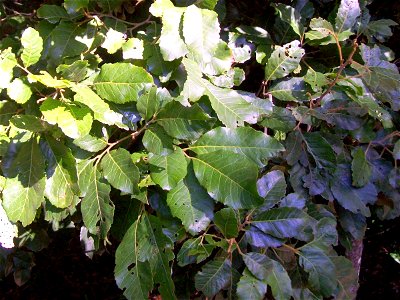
[195,258,232,298]
[37,5,69,24]
[302,133,336,170]
[101,28,125,54]
[81,169,114,238]
[177,237,215,267]
[305,18,335,42]
[7,78,32,104]
[265,40,305,81]
[77,159,94,197]
[257,170,287,209]
[331,165,377,217]
[182,5,225,75]
[94,63,153,104]
[0,100,17,125]
[332,256,358,300]
[56,60,89,82]
[156,101,214,140]
[64,0,89,13]
[237,269,267,300]
[72,85,127,128]
[0,48,17,89]
[21,27,43,67]
[190,127,284,167]
[251,207,310,240]
[167,163,214,235]
[100,148,140,194]
[28,71,71,88]
[351,147,371,187]
[141,214,176,299]
[42,136,79,208]
[149,148,188,191]
[122,37,144,60]
[183,58,271,128]
[115,218,154,300]
[150,1,187,61]
[142,124,174,156]
[335,0,361,33]
[40,98,93,139]
[299,245,337,297]
[2,138,45,226]
[272,3,304,37]
[214,207,239,238]
[243,252,292,300]
[137,87,172,121]
[192,151,262,209]
[48,21,87,64]
[10,115,48,132]
[304,69,329,92]
[269,77,309,102]
[73,134,107,153]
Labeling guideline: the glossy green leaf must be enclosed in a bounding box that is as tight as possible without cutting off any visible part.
[190,127,284,167]
[64,0,89,13]
[100,148,140,194]
[192,151,262,209]
[73,134,107,153]
[149,148,188,191]
[2,138,45,226]
[335,0,360,33]
[331,165,377,217]
[0,48,17,89]
[21,27,43,67]
[72,85,127,128]
[42,136,79,208]
[265,40,305,81]
[137,87,172,121]
[257,170,287,209]
[183,58,271,128]
[94,63,153,104]
[81,169,114,238]
[101,28,125,54]
[332,256,358,300]
[269,77,309,102]
[77,159,94,198]
[214,207,239,238]
[237,269,267,300]
[141,214,176,299]
[150,1,187,61]
[48,21,87,64]
[142,124,174,156]
[299,245,337,297]
[351,147,371,187]
[28,71,71,88]
[56,60,89,82]
[302,133,336,170]
[243,252,292,300]
[115,218,154,300]
[0,100,17,125]
[251,207,310,240]
[182,5,225,75]
[37,5,69,24]
[177,237,215,267]
[7,78,32,104]
[10,115,48,132]
[40,98,93,139]
[122,37,144,60]
[195,258,232,298]
[167,164,214,235]
[156,101,214,140]
[272,3,304,37]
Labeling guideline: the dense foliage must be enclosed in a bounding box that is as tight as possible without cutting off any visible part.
[0,0,399,299]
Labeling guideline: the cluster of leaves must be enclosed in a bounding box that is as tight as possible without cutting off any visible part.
[0,0,399,298]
